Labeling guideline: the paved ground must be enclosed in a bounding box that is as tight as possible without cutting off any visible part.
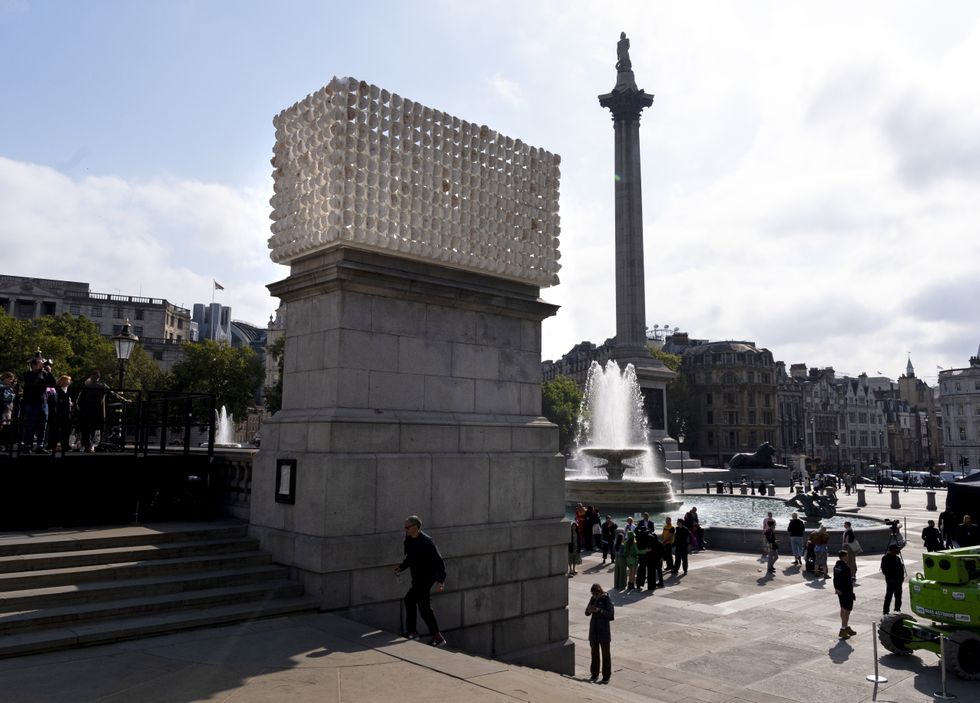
[2,486,977,702]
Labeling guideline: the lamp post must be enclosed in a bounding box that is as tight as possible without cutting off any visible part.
[834,434,841,478]
[112,319,139,389]
[678,427,686,494]
[809,415,816,466]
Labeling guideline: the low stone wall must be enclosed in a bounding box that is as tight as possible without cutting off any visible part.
[705,522,893,554]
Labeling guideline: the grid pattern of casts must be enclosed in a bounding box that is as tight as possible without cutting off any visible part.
[268,77,561,287]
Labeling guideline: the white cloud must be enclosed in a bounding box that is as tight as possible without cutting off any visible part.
[0,157,285,325]
[487,73,526,107]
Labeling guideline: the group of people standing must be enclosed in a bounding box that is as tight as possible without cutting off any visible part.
[569,505,707,592]
[0,353,123,454]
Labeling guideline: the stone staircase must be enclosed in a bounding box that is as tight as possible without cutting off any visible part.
[0,522,318,657]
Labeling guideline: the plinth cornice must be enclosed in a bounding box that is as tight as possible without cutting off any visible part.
[598,87,654,122]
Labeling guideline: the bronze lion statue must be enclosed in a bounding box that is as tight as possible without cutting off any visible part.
[729,442,786,470]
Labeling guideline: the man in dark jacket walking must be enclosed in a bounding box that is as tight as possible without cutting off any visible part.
[600,515,618,564]
[672,519,691,575]
[586,583,615,683]
[394,515,447,646]
[880,544,905,615]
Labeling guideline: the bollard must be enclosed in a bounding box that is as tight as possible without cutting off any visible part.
[933,632,956,700]
[740,484,748,495]
[767,483,775,496]
[716,481,724,494]
[866,621,888,684]
[890,489,901,510]
[705,482,710,494]
[856,487,866,507]
[926,490,937,511]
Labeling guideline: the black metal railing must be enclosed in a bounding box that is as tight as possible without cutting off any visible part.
[2,388,217,459]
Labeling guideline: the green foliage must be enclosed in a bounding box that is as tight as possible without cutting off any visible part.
[263,336,285,415]
[650,347,682,372]
[0,310,167,392]
[542,375,583,454]
[168,339,264,419]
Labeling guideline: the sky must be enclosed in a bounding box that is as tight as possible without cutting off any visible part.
[2,0,979,384]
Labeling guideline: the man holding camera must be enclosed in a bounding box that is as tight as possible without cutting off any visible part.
[20,353,56,454]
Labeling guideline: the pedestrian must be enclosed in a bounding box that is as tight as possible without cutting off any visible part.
[575,503,586,551]
[634,521,652,590]
[956,515,979,547]
[584,505,597,550]
[49,374,73,454]
[764,523,779,573]
[811,526,830,578]
[600,515,618,564]
[833,550,857,639]
[568,521,582,576]
[624,516,636,533]
[585,583,614,683]
[19,353,56,454]
[921,519,943,552]
[76,370,121,452]
[841,521,859,582]
[624,531,639,591]
[612,530,627,589]
[787,512,806,566]
[684,507,704,551]
[886,520,906,550]
[672,518,690,575]
[876,471,884,493]
[393,515,447,647]
[661,517,675,571]
[0,372,17,451]
[938,508,957,548]
[591,512,602,553]
[636,511,654,533]
[761,512,775,556]
[880,544,905,615]
[902,472,910,492]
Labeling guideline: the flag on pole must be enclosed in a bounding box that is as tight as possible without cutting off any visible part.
[214,280,225,291]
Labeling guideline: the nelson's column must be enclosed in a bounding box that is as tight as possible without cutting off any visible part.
[598,33,675,440]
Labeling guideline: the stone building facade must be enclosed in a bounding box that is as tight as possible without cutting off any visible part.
[0,275,191,370]
[679,341,779,468]
[939,347,980,475]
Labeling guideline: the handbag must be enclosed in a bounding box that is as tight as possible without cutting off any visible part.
[849,538,863,554]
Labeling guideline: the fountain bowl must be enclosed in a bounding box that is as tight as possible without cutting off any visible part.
[566,475,683,514]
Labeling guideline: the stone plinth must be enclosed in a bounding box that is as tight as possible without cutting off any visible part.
[250,247,571,673]
[890,489,902,509]
[926,490,937,511]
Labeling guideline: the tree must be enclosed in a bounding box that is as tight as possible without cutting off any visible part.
[263,336,285,415]
[168,339,264,419]
[542,375,583,454]
[0,311,111,385]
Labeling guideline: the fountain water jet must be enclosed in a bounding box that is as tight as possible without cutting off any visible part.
[214,406,242,448]
[566,360,681,512]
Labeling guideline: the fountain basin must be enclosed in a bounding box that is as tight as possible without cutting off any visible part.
[566,477,682,514]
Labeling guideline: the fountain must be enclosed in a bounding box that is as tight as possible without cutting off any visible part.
[214,406,242,448]
[565,360,682,512]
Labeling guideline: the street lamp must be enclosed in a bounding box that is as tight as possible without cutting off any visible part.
[678,427,686,493]
[834,434,841,478]
[112,319,139,388]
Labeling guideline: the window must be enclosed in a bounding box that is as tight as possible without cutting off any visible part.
[112,324,122,334]
[749,430,757,447]
[763,410,773,424]
[960,427,968,441]
[69,304,81,315]
[726,411,739,424]
[152,350,164,361]
[707,431,715,447]
[748,410,757,424]
[91,305,102,317]
[762,373,771,383]
[747,371,755,383]
[706,410,714,425]
[134,309,145,320]
[114,307,123,319]
[177,319,184,329]
[724,392,736,405]
[747,391,756,407]
[42,302,56,316]
[134,326,144,337]
[763,394,771,407]
[706,393,713,406]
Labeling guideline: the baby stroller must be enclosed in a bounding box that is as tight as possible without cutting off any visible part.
[804,540,816,574]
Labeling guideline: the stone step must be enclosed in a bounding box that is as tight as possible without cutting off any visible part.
[0,564,289,610]
[0,523,248,558]
[0,537,259,574]
[0,596,320,658]
[0,551,272,591]
[0,580,304,634]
